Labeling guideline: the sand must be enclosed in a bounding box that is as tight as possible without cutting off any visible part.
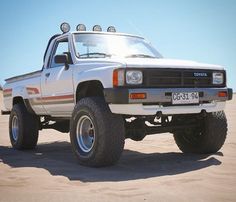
[0,91,236,202]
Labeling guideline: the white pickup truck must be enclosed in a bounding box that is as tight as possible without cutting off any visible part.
[2,23,233,167]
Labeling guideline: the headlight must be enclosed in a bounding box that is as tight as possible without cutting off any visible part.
[126,71,143,85]
[213,72,224,84]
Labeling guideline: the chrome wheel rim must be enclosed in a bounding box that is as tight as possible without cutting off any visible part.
[12,115,19,141]
[76,115,95,153]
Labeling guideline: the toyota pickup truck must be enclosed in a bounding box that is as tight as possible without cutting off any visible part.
[2,23,233,167]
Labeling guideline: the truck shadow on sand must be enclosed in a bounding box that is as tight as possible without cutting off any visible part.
[0,141,222,182]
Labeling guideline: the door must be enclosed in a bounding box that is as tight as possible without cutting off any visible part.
[41,37,74,117]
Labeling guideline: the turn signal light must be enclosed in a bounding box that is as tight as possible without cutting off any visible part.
[218,91,227,97]
[113,69,118,87]
[113,69,124,87]
[130,93,147,99]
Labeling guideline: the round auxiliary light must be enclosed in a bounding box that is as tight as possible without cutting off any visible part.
[60,22,70,33]
[93,25,102,32]
[107,26,116,32]
[76,24,86,31]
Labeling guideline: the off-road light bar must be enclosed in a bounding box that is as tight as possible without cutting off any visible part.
[60,22,71,33]
[61,23,116,33]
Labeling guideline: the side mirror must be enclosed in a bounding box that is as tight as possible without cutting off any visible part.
[54,54,69,70]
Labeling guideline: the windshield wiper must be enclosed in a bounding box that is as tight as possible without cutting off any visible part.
[79,52,112,58]
[125,54,156,58]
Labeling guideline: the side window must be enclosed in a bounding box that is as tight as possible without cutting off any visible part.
[50,40,69,68]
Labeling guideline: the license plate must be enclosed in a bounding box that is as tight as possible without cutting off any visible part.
[172,92,199,105]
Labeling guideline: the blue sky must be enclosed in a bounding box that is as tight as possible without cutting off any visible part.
[0,0,235,90]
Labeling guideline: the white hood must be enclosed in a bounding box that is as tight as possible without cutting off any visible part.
[122,58,224,70]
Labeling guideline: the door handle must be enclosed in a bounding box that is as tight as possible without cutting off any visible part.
[45,73,50,78]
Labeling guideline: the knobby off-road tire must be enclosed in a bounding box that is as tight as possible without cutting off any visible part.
[9,103,39,149]
[70,97,125,167]
[173,111,227,154]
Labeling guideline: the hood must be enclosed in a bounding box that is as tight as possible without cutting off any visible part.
[122,58,224,70]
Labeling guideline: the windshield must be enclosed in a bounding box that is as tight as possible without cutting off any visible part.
[73,33,162,59]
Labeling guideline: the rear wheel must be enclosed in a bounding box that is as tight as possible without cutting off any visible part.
[173,111,227,154]
[9,103,39,149]
[70,97,125,167]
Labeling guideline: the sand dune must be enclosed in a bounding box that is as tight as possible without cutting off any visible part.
[0,91,236,202]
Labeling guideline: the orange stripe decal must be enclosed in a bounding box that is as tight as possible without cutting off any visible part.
[26,87,40,94]
[3,89,12,93]
[29,94,74,106]
[42,94,74,101]
[3,88,12,97]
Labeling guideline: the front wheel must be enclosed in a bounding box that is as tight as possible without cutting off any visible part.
[70,97,125,167]
[173,111,227,154]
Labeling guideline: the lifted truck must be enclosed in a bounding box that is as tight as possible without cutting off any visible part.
[2,23,233,167]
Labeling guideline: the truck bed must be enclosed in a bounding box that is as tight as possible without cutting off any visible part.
[5,70,42,83]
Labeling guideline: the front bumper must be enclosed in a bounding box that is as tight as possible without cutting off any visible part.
[104,88,233,115]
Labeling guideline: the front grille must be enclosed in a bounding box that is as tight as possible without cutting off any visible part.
[143,68,225,88]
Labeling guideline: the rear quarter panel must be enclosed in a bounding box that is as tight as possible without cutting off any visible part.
[3,74,46,115]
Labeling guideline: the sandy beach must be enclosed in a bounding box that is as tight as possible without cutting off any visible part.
[0,91,235,202]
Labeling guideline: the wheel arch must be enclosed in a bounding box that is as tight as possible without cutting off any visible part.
[75,80,104,103]
[12,96,35,114]
[13,96,25,106]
